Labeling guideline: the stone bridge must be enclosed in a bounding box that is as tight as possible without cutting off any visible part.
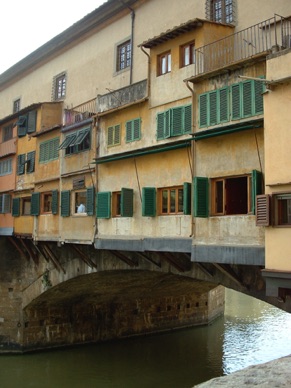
[0,237,290,353]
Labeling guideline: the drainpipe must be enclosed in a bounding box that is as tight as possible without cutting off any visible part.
[140,45,151,98]
[184,80,196,238]
[120,0,135,85]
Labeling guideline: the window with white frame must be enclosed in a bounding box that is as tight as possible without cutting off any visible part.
[116,40,131,72]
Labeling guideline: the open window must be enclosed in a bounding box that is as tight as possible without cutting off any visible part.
[158,51,171,76]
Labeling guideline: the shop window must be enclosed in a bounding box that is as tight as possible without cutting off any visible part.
[116,40,131,72]
[181,42,195,67]
[158,51,171,75]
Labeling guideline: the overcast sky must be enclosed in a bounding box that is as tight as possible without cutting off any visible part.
[0,0,107,75]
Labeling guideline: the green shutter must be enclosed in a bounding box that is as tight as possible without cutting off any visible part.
[194,177,209,218]
[199,93,208,127]
[142,187,156,217]
[254,80,264,114]
[114,124,121,144]
[17,154,26,175]
[251,170,262,215]
[96,192,111,218]
[27,110,37,133]
[242,81,252,117]
[157,112,165,140]
[107,126,114,146]
[51,190,59,215]
[184,105,192,133]
[133,119,141,141]
[219,87,229,123]
[171,106,183,136]
[164,110,171,138]
[183,182,192,215]
[12,198,20,217]
[231,83,241,120]
[86,186,95,216]
[121,188,133,217]
[126,120,133,142]
[209,90,218,126]
[17,115,27,137]
[61,190,70,217]
[31,193,40,216]
[26,151,35,173]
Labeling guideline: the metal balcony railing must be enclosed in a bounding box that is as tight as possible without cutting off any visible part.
[63,98,97,127]
[193,15,291,78]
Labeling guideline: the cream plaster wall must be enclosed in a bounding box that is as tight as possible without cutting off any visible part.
[263,50,291,271]
[97,148,192,238]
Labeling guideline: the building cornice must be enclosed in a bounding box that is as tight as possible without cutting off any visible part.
[0,0,138,89]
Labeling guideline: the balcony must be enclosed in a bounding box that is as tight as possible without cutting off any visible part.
[190,15,291,81]
[96,80,148,114]
[63,98,97,127]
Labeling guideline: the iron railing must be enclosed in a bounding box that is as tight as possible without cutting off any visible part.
[193,15,291,77]
[63,98,97,126]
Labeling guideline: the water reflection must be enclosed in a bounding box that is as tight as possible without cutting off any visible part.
[0,289,291,388]
[223,289,291,375]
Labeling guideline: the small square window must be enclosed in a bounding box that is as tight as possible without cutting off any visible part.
[158,51,171,76]
[116,40,131,72]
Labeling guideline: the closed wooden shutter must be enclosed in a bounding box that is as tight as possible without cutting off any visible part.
[51,190,59,215]
[219,87,229,123]
[199,93,208,127]
[121,188,133,217]
[183,182,192,215]
[96,192,111,218]
[61,190,70,217]
[194,177,209,218]
[184,104,192,133]
[172,106,183,136]
[209,90,218,126]
[12,198,20,217]
[256,194,270,226]
[242,81,252,117]
[231,84,241,120]
[27,151,35,173]
[142,187,156,217]
[31,193,40,216]
[254,80,264,114]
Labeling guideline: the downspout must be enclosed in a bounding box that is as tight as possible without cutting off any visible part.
[140,45,151,98]
[184,80,196,238]
[120,0,135,85]
[93,115,100,244]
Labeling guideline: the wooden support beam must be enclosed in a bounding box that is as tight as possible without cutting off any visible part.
[42,244,66,274]
[20,239,39,265]
[136,251,161,268]
[212,263,244,288]
[159,252,186,272]
[109,250,138,267]
[32,243,50,262]
[71,244,97,269]
[195,262,214,278]
[7,237,30,260]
